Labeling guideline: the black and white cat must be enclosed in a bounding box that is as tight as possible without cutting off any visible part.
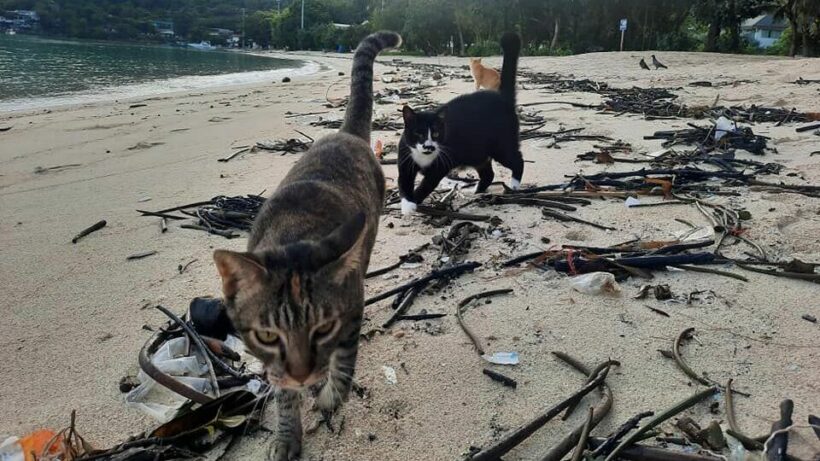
[398,32,522,215]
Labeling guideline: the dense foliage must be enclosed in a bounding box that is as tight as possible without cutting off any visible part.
[1,0,818,56]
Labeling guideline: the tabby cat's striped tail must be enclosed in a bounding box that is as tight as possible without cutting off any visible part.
[341,31,402,142]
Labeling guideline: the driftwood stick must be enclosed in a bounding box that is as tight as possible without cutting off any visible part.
[673,327,712,386]
[482,368,518,388]
[217,148,250,162]
[570,407,595,461]
[766,399,794,461]
[563,359,620,419]
[520,101,601,109]
[152,200,215,214]
[484,195,577,211]
[180,224,239,238]
[542,208,616,231]
[795,122,820,132]
[71,220,107,244]
[725,379,768,448]
[137,209,188,220]
[382,283,426,329]
[365,243,430,279]
[538,354,615,461]
[736,263,820,284]
[671,264,749,282]
[470,364,613,461]
[588,438,723,461]
[589,411,655,458]
[501,250,552,267]
[456,289,514,356]
[416,205,494,222]
[365,262,482,306]
[603,386,720,461]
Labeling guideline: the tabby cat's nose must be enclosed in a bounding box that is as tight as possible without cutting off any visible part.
[286,361,312,383]
[288,368,310,383]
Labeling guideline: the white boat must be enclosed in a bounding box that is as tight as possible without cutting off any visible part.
[187,41,215,50]
[6,29,16,35]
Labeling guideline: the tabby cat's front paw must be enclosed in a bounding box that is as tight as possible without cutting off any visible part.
[316,380,345,414]
[268,437,302,461]
[401,198,417,215]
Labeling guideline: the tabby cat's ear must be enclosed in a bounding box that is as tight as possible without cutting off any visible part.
[334,225,367,283]
[213,250,267,299]
[402,105,416,125]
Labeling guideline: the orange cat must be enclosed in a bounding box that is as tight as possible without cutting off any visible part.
[469,58,501,91]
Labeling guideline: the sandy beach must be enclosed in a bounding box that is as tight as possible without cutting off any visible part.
[1,50,818,460]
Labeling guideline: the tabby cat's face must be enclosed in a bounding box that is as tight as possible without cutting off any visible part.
[402,105,446,168]
[214,234,364,390]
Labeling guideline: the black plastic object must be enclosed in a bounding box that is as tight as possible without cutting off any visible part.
[189,297,237,340]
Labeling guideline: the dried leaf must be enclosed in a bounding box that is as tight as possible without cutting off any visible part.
[645,178,673,199]
[595,151,615,164]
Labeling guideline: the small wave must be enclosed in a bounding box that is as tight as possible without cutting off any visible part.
[0,59,320,113]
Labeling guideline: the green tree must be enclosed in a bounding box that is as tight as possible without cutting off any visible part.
[246,10,273,47]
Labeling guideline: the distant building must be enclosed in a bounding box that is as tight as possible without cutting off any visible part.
[209,28,234,37]
[742,14,788,48]
[9,10,39,22]
[152,20,175,38]
[1,9,39,31]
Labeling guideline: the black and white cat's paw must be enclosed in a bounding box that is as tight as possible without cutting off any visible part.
[508,178,521,191]
[268,435,302,461]
[401,198,418,215]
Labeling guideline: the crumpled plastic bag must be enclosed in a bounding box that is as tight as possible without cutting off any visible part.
[569,272,621,295]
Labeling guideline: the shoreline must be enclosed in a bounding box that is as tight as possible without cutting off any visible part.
[0,45,329,115]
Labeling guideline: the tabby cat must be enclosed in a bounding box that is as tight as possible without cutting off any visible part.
[398,33,522,215]
[212,31,401,461]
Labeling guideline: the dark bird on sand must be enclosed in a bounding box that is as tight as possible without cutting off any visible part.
[639,58,650,70]
[652,55,668,69]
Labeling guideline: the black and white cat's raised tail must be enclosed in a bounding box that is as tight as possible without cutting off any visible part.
[398,32,522,215]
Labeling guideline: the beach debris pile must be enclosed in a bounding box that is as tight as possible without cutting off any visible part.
[519,70,819,123]
[0,297,275,461]
[138,194,265,239]
[645,117,770,155]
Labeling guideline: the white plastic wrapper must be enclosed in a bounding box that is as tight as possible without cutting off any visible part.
[125,336,212,422]
[569,272,621,295]
[481,352,520,365]
[714,116,738,141]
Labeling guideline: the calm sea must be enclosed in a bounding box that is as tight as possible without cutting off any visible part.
[0,35,314,111]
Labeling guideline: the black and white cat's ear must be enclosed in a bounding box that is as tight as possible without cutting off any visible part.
[402,105,416,125]
[436,106,447,122]
[213,250,267,299]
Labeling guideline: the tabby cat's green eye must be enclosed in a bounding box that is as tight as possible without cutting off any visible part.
[314,321,335,337]
[254,329,280,346]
